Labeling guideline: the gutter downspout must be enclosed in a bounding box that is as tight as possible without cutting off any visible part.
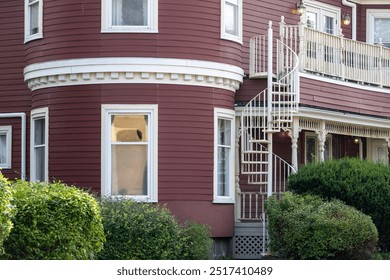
[0,113,26,180]
[342,0,357,40]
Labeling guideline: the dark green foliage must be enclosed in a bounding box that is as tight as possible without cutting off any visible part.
[0,173,14,254]
[266,192,378,259]
[180,221,213,260]
[287,158,390,251]
[98,198,212,260]
[1,181,105,260]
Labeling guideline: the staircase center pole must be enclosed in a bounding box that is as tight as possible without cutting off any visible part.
[267,21,273,198]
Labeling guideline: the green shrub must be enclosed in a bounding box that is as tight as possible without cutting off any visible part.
[287,158,390,251]
[1,181,105,260]
[98,198,182,260]
[266,192,378,259]
[98,198,213,260]
[180,221,213,260]
[0,173,14,254]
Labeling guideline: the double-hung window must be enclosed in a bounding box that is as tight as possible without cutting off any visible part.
[305,1,340,35]
[30,108,48,182]
[24,0,43,42]
[102,105,158,202]
[102,0,158,33]
[0,126,12,169]
[221,0,243,43]
[214,108,235,203]
[367,10,390,48]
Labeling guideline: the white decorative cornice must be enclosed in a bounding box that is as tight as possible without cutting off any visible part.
[24,58,244,92]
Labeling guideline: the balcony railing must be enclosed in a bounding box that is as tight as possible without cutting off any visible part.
[249,18,390,89]
[303,27,390,87]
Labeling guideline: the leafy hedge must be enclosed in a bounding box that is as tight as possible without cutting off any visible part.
[266,192,378,259]
[287,158,390,251]
[0,173,14,254]
[1,181,105,260]
[98,198,212,260]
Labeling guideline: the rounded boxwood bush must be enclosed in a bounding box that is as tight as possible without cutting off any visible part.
[266,192,378,259]
[287,158,390,251]
[98,198,183,260]
[98,198,213,260]
[0,173,14,254]
[180,221,213,260]
[1,181,105,260]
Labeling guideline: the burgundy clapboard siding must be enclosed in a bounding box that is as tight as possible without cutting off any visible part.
[25,0,242,68]
[300,77,390,118]
[0,1,32,180]
[33,83,234,236]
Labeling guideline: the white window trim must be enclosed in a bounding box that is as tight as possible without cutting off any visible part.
[366,9,390,45]
[24,0,43,43]
[304,0,341,35]
[213,108,235,204]
[101,104,158,202]
[101,0,158,33]
[30,107,49,182]
[221,0,243,44]
[0,126,12,169]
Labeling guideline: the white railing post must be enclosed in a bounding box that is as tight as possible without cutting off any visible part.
[339,31,346,81]
[379,38,384,88]
[267,21,273,198]
[298,18,306,72]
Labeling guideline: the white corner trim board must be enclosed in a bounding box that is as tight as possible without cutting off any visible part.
[24,58,244,92]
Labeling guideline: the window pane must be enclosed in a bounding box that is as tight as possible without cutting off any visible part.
[112,0,148,26]
[111,115,148,142]
[306,136,316,163]
[0,134,6,164]
[111,144,148,195]
[217,146,230,196]
[34,118,45,145]
[374,18,390,45]
[218,119,231,146]
[324,16,334,34]
[225,2,238,36]
[35,146,45,181]
[29,1,39,35]
[307,12,317,29]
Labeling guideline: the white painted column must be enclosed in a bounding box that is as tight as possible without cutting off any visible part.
[290,117,300,171]
[235,116,241,222]
[316,121,328,162]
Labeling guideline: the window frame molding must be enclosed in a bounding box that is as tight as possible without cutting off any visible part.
[366,9,390,46]
[213,108,235,204]
[24,0,43,43]
[101,0,158,33]
[0,126,12,169]
[304,0,341,35]
[101,104,158,202]
[30,107,49,182]
[220,0,243,44]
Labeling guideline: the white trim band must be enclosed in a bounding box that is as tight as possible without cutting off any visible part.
[24,58,244,92]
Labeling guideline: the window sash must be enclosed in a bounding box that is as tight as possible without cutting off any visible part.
[102,105,157,202]
[102,0,157,32]
[31,109,48,182]
[221,0,242,43]
[214,109,235,203]
[25,0,42,41]
[112,0,149,27]
[0,127,12,169]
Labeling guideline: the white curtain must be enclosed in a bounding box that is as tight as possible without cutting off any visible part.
[0,135,6,164]
[112,0,148,26]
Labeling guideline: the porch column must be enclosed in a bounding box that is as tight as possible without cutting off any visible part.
[289,117,300,171]
[235,116,241,222]
[316,121,328,162]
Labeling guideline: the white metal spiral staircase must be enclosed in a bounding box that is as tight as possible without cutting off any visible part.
[234,22,299,259]
[241,21,299,196]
